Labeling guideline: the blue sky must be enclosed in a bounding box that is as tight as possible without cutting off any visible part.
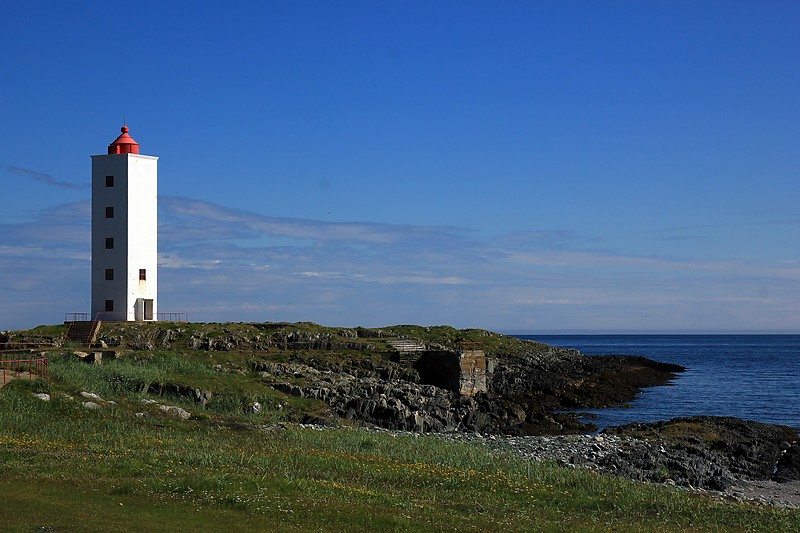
[2,1,799,332]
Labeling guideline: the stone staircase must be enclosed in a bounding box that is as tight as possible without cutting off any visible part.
[65,321,101,346]
[387,339,427,365]
[386,339,426,352]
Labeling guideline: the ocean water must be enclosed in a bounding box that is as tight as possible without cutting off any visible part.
[514,335,800,431]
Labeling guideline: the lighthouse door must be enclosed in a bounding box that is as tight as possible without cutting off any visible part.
[135,298,155,321]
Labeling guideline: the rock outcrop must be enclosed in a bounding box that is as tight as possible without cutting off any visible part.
[251,344,683,435]
[436,416,800,495]
[601,416,800,489]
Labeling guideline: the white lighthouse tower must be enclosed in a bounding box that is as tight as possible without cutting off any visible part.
[90,125,158,321]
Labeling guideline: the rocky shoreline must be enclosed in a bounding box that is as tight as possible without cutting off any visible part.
[47,322,688,435]
[478,416,799,507]
[464,416,800,508]
[304,415,800,508]
[245,336,686,436]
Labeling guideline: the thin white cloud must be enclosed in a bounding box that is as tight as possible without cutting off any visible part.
[298,271,344,279]
[497,230,587,249]
[157,254,223,270]
[2,165,87,190]
[360,274,470,285]
[1,194,799,331]
[161,196,472,246]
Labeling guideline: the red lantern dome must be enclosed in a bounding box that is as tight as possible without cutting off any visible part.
[108,125,140,155]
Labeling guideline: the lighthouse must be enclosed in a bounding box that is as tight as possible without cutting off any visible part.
[90,125,158,321]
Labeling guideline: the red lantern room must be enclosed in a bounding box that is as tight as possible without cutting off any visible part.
[108,125,140,155]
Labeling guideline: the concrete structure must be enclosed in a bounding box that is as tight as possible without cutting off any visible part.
[90,125,158,321]
[456,349,489,396]
[387,340,489,396]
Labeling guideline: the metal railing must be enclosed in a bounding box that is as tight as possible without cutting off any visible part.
[1,357,48,384]
[65,312,92,322]
[156,312,188,322]
[64,311,189,323]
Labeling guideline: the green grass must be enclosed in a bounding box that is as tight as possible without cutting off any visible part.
[0,373,798,532]
[0,325,798,532]
[41,350,309,420]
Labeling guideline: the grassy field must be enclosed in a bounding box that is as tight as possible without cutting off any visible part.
[0,329,798,531]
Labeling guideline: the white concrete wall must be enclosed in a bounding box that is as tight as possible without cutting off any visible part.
[126,155,158,320]
[90,154,158,320]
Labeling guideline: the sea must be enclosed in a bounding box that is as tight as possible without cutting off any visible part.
[512,334,800,431]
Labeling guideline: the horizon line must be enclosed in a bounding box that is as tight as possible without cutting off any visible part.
[500,329,800,336]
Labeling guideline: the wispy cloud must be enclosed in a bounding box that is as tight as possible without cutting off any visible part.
[1,195,799,331]
[0,200,90,247]
[497,230,588,250]
[160,196,472,246]
[2,165,87,190]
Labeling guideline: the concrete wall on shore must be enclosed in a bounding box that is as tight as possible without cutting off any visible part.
[458,349,488,396]
[413,349,489,396]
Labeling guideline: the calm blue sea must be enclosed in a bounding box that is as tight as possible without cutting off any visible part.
[513,335,800,431]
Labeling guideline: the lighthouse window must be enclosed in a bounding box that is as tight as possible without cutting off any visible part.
[139,269,146,281]
[105,206,114,218]
[105,300,114,312]
[105,237,114,249]
[105,269,114,280]
[105,175,114,187]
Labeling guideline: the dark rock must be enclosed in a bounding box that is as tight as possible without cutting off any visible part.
[160,329,178,347]
[138,382,214,407]
[603,416,800,489]
[775,441,800,482]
